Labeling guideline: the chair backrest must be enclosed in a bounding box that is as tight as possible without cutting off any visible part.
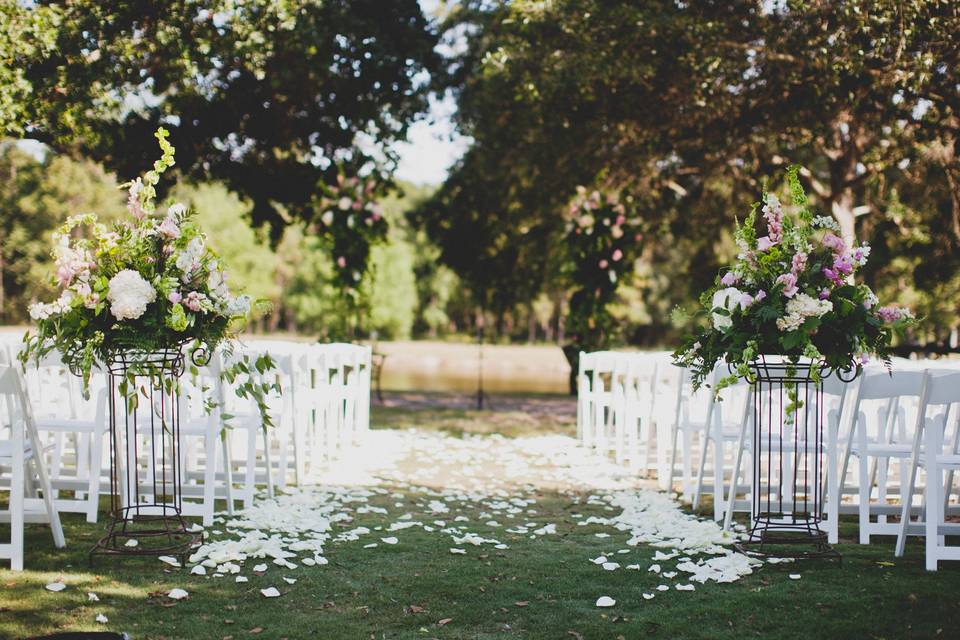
[856,369,926,400]
[921,368,960,407]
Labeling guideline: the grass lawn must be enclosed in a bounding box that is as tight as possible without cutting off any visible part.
[2,395,959,640]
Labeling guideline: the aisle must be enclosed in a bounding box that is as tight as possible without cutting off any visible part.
[190,428,759,592]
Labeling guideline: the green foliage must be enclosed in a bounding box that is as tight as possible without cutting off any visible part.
[0,143,126,323]
[0,0,440,285]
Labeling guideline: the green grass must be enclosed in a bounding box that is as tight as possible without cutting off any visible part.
[3,404,959,639]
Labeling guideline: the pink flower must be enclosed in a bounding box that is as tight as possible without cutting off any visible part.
[822,232,847,254]
[127,179,146,220]
[598,259,609,269]
[337,256,347,268]
[721,272,738,286]
[791,252,807,274]
[756,236,775,251]
[184,291,204,312]
[612,249,623,262]
[763,194,784,243]
[84,293,100,310]
[739,293,754,310]
[755,290,767,303]
[819,288,831,300]
[776,273,798,297]
[158,216,181,239]
[168,291,182,304]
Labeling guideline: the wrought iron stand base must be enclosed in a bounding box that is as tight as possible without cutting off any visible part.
[735,528,841,562]
[89,506,202,567]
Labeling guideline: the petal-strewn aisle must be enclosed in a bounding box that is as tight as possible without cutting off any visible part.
[191,428,761,600]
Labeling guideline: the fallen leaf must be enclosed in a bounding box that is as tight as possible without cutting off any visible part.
[438,618,453,626]
[515,601,529,607]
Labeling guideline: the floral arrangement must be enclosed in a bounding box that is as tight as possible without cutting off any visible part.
[21,128,264,392]
[674,166,915,390]
[312,171,387,294]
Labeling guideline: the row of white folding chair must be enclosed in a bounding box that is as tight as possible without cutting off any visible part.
[0,364,66,570]
[577,351,670,473]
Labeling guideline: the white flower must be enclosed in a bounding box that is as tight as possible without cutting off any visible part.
[225,294,251,318]
[29,291,75,320]
[776,293,833,332]
[107,270,157,321]
[338,197,352,210]
[321,210,335,226]
[207,268,230,302]
[167,202,188,219]
[711,287,742,330]
[175,237,205,274]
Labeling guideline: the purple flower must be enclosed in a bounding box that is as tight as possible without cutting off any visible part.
[819,288,831,300]
[822,267,843,285]
[754,290,767,303]
[739,292,754,310]
[721,272,738,286]
[168,291,182,304]
[833,254,854,276]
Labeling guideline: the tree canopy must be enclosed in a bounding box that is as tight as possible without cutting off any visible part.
[419,0,960,357]
[1,0,441,241]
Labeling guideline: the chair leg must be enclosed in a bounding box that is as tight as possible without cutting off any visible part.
[692,430,711,510]
[858,451,871,545]
[724,421,748,532]
[244,427,256,509]
[29,454,65,548]
[895,449,922,557]
[667,426,680,495]
[262,428,274,499]
[9,435,25,571]
[926,460,942,571]
[85,426,104,523]
[221,434,235,516]
[202,431,217,526]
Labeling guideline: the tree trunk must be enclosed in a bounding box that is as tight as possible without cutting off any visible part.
[831,190,857,245]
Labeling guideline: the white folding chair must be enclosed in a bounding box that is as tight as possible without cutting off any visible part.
[0,365,66,570]
[838,368,926,544]
[895,368,960,570]
[23,353,109,524]
[576,351,596,445]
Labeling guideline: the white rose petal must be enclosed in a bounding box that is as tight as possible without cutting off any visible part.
[261,587,281,598]
[45,582,66,592]
[595,596,616,608]
[167,588,189,600]
[96,613,108,624]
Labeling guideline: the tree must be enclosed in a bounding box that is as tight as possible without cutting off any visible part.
[424,0,960,363]
[1,0,441,274]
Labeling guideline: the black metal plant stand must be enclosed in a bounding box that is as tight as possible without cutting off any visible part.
[90,344,201,565]
[735,357,842,560]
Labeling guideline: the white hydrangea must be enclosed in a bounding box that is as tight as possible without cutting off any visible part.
[225,294,252,318]
[711,287,743,330]
[106,269,156,321]
[812,215,841,232]
[776,293,833,332]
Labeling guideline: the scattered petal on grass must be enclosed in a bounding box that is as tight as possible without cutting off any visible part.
[253,564,268,573]
[601,562,620,571]
[363,543,378,549]
[437,618,453,626]
[676,584,695,591]
[595,596,616,608]
[125,539,139,548]
[642,593,655,600]
[591,556,607,565]
[656,585,669,592]
[190,565,207,576]
[87,592,99,602]
[381,537,398,545]
[626,564,641,570]
[302,558,316,566]
[282,577,297,585]
[158,556,181,568]
[450,548,466,555]
[260,587,281,598]
[789,574,802,580]
[236,576,249,583]
[95,613,108,624]
[45,583,66,592]
[662,571,677,578]
[168,588,189,600]
[515,601,529,607]
[648,564,661,573]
